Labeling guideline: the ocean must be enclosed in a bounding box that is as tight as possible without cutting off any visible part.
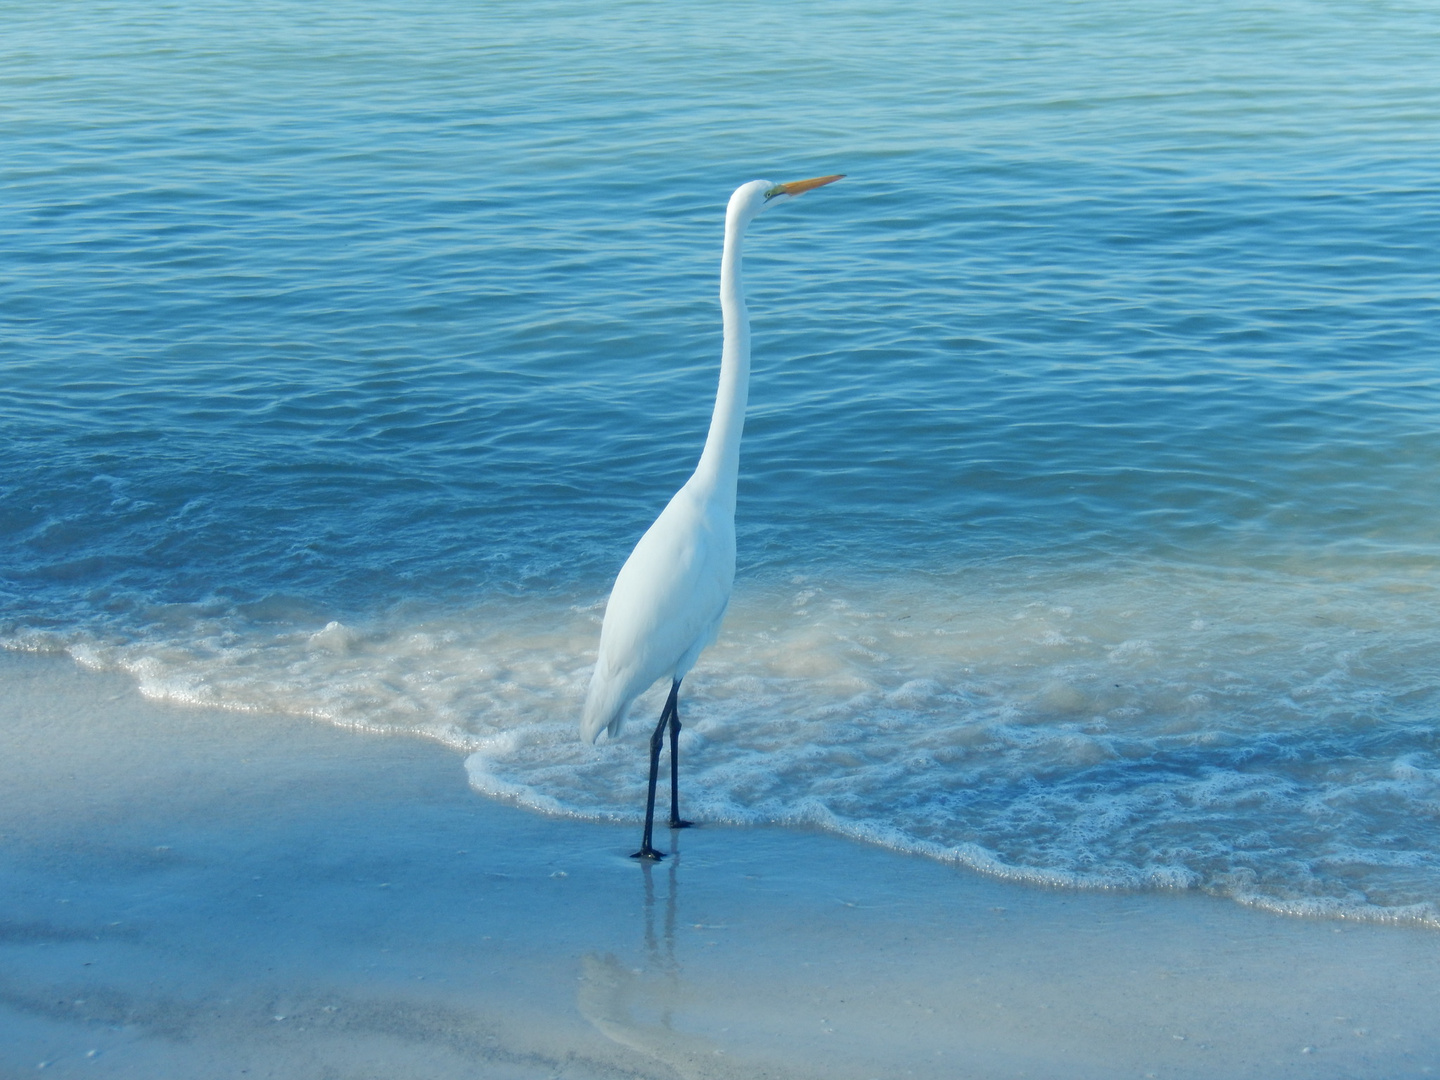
[4,0,1439,924]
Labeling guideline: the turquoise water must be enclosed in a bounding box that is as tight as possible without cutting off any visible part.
[4,0,1440,922]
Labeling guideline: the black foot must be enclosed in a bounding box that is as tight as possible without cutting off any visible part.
[668,819,694,830]
[631,847,665,861]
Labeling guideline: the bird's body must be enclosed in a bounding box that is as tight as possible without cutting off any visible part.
[581,174,843,860]
[581,479,734,742]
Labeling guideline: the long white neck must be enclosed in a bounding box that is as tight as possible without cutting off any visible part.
[692,207,751,512]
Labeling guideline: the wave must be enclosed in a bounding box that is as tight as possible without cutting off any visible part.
[7,555,1440,926]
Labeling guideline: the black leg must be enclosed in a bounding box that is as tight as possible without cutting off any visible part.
[667,679,692,830]
[631,689,676,861]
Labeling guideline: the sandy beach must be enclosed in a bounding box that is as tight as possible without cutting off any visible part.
[2,647,1437,1079]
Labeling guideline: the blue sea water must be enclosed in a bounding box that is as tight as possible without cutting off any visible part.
[4,0,1440,922]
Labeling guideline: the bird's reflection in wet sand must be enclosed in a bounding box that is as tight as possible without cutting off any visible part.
[577,840,739,1079]
[641,854,679,977]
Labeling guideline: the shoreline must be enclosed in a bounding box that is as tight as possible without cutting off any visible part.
[3,648,1438,1078]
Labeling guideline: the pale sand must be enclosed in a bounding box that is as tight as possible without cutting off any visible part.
[2,649,1437,1079]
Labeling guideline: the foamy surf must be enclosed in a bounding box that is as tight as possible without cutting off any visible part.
[8,553,1438,926]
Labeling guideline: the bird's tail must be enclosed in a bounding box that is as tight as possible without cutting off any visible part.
[580,671,629,744]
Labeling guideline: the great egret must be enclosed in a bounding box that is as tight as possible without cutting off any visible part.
[581,174,844,861]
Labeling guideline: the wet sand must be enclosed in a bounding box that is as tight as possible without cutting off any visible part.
[2,648,1437,1079]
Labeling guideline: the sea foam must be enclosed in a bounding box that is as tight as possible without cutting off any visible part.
[9,553,1439,926]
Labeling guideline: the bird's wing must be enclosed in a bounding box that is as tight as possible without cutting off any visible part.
[582,485,735,741]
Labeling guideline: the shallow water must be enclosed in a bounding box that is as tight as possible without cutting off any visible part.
[4,0,1440,922]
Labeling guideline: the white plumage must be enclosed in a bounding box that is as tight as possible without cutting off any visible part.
[581,481,734,743]
[580,174,844,859]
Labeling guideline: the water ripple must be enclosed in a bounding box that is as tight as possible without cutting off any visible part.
[4,0,1440,919]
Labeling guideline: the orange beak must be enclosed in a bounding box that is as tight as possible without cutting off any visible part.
[765,174,845,200]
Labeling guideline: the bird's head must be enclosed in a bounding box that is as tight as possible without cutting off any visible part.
[729,174,844,225]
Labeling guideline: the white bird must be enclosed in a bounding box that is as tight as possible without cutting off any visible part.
[581,174,844,860]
